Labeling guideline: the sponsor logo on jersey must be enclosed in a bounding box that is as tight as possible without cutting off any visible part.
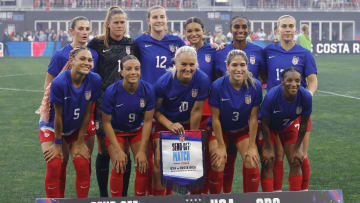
[145,44,152,47]
[221,98,230,102]
[205,54,211,63]
[140,98,145,108]
[126,46,131,55]
[102,49,111,53]
[169,44,175,52]
[296,106,302,114]
[192,89,198,97]
[116,104,124,108]
[85,91,91,101]
[292,56,299,65]
[245,95,251,104]
[250,55,256,65]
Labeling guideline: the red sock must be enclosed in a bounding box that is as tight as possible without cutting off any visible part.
[59,161,68,198]
[242,164,246,193]
[223,153,236,193]
[261,178,274,192]
[110,169,124,197]
[301,157,310,190]
[244,167,260,192]
[147,143,154,195]
[73,157,90,198]
[289,175,302,191]
[201,147,211,194]
[273,160,284,191]
[190,187,202,194]
[152,189,165,196]
[134,169,148,196]
[165,188,173,195]
[45,157,62,198]
[208,169,223,194]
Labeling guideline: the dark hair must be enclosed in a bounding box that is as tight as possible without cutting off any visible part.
[120,55,140,70]
[147,5,166,33]
[70,16,89,30]
[185,17,204,30]
[230,16,250,30]
[281,67,301,80]
[70,46,90,59]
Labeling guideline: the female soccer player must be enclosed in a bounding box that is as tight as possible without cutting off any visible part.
[152,46,211,195]
[208,50,262,194]
[39,47,101,198]
[135,5,185,84]
[101,55,155,197]
[39,16,98,198]
[263,15,317,191]
[260,67,312,192]
[87,6,138,197]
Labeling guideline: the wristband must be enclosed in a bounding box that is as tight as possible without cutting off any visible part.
[54,137,62,145]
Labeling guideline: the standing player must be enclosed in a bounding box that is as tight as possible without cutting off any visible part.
[39,47,101,198]
[263,15,317,191]
[260,68,312,192]
[101,55,155,197]
[87,6,138,197]
[297,24,312,52]
[38,16,98,198]
[135,5,185,84]
[213,15,265,194]
[208,50,262,194]
[153,46,211,195]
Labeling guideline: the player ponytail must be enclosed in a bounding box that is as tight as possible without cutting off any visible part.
[225,49,255,89]
[39,47,89,122]
[99,6,127,48]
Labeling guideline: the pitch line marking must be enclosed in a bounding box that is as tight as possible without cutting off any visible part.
[0,87,43,93]
[318,90,360,100]
[0,73,43,78]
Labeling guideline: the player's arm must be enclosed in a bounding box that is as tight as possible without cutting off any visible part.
[154,98,185,135]
[43,73,55,91]
[246,106,260,167]
[102,111,127,174]
[306,74,318,95]
[136,109,155,174]
[44,103,63,162]
[210,106,227,168]
[295,115,310,150]
[190,101,204,130]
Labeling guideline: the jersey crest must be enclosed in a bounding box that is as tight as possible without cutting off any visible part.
[205,54,211,63]
[250,55,256,65]
[245,95,252,104]
[192,89,198,98]
[140,98,145,108]
[292,56,299,65]
[85,90,91,101]
[126,46,131,55]
[169,44,175,53]
[296,106,302,115]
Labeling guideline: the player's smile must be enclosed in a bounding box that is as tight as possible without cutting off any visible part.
[185,22,203,46]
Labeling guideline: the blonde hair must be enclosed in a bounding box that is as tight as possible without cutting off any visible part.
[39,47,90,122]
[98,6,127,48]
[277,15,296,27]
[147,5,167,33]
[169,46,198,78]
[226,49,255,89]
[301,24,310,41]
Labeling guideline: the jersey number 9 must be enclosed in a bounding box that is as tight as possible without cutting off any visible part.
[129,113,136,122]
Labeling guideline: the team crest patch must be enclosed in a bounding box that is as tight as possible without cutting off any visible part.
[179,133,185,142]
[250,55,256,65]
[245,95,251,104]
[192,89,198,98]
[205,54,211,63]
[140,98,145,108]
[126,46,131,55]
[292,56,299,65]
[169,44,175,53]
[85,91,91,101]
[296,106,302,115]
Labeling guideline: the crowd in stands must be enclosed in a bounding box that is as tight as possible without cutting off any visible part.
[250,0,359,9]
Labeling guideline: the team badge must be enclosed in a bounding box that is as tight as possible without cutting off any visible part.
[126,46,131,55]
[205,54,211,63]
[179,133,185,142]
[292,56,299,65]
[258,131,263,141]
[169,44,175,53]
[192,89,198,98]
[245,95,251,104]
[85,90,91,101]
[140,98,145,108]
[250,55,256,65]
[296,106,302,115]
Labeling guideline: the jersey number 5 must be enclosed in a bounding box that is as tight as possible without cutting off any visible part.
[73,108,80,120]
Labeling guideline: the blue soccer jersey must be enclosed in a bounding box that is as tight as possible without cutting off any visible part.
[263,43,317,90]
[197,43,217,81]
[40,70,102,135]
[47,44,99,77]
[101,80,156,132]
[135,34,185,84]
[260,85,312,131]
[214,42,265,79]
[209,76,263,131]
[155,69,210,123]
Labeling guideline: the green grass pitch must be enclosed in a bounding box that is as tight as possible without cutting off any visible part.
[0,55,359,202]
